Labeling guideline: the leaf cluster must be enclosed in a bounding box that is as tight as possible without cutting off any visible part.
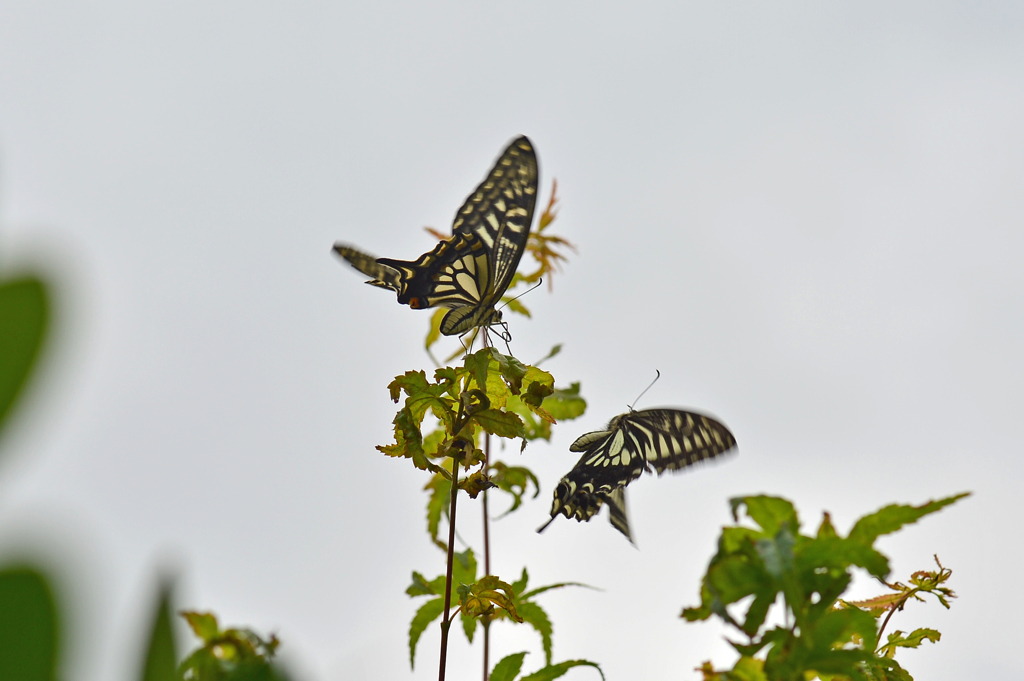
[684,493,968,681]
[179,611,288,681]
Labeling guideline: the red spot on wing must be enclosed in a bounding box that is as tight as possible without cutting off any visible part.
[408,297,427,309]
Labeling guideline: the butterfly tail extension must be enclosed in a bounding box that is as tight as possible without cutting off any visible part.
[605,488,634,544]
[333,244,402,292]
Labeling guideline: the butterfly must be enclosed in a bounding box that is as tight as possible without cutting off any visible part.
[334,136,538,336]
[538,408,737,542]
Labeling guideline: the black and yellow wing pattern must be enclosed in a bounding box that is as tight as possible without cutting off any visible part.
[538,408,737,542]
[334,136,538,336]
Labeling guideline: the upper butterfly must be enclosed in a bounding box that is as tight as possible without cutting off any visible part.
[537,408,737,543]
[333,136,539,336]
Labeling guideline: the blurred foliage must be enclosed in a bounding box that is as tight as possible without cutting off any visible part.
[0,276,49,452]
[178,611,288,681]
[0,565,59,681]
[685,494,968,681]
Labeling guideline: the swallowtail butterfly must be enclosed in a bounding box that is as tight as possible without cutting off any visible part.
[334,136,538,336]
[538,408,737,542]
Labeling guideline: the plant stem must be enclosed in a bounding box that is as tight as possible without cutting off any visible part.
[482,433,492,681]
[438,453,461,681]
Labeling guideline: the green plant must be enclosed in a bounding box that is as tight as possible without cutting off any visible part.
[684,494,968,681]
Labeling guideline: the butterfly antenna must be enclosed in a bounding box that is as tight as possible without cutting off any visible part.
[628,370,661,412]
[498,278,543,312]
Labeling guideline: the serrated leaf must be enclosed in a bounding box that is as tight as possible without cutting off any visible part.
[516,601,554,666]
[406,572,438,598]
[520,659,605,681]
[458,576,522,622]
[408,597,444,669]
[472,409,525,439]
[0,566,59,681]
[490,652,528,681]
[848,494,969,547]
[878,628,941,658]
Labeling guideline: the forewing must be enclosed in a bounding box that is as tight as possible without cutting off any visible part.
[624,409,737,475]
[451,136,538,299]
[333,243,402,291]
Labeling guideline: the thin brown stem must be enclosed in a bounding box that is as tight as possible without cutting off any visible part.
[876,595,908,644]
[438,453,461,681]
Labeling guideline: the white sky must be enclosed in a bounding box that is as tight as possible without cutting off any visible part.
[1,2,1022,680]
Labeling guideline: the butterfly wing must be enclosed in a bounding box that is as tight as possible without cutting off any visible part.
[334,136,538,336]
[333,244,402,291]
[375,232,491,312]
[543,408,737,541]
[623,409,737,475]
[440,136,538,334]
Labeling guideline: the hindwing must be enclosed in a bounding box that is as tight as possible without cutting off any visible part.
[543,408,737,542]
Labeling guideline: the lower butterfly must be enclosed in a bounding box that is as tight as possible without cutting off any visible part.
[334,136,538,337]
[537,408,737,543]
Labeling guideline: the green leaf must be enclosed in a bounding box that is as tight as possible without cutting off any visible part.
[180,611,219,643]
[795,537,890,580]
[406,572,438,598]
[489,462,540,516]
[0,277,49,439]
[517,601,554,665]
[848,494,970,547]
[520,366,555,409]
[408,597,444,669]
[707,554,772,605]
[878,628,941,658]
[725,656,768,681]
[424,308,447,352]
[471,409,525,439]
[502,296,532,318]
[424,472,451,550]
[540,383,586,421]
[0,566,59,681]
[490,652,528,681]
[731,496,799,536]
[140,584,178,681]
[520,659,605,681]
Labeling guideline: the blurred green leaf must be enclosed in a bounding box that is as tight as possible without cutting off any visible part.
[540,383,586,421]
[848,494,969,547]
[0,277,48,439]
[407,598,444,670]
[140,584,177,681]
[181,611,219,643]
[0,565,59,681]
[731,496,799,536]
[488,462,540,516]
[878,628,941,659]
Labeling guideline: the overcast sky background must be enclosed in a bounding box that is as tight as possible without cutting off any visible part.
[1,2,1022,680]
